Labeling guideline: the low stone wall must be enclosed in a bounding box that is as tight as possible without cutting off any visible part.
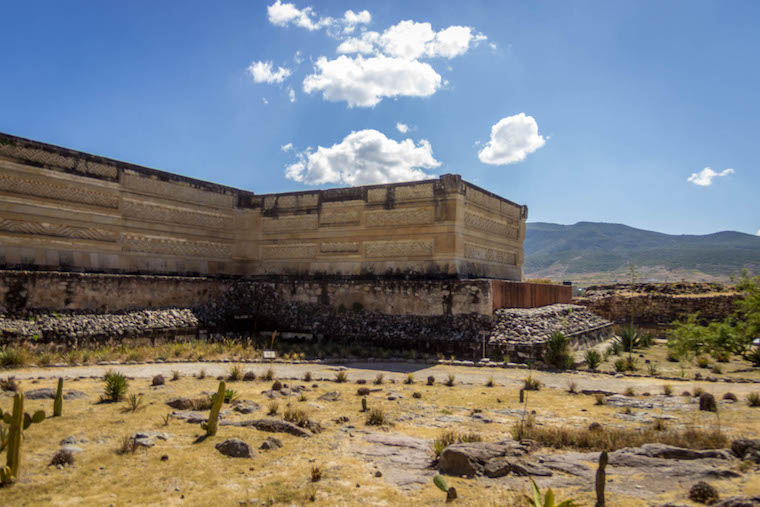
[576,293,741,324]
[487,304,613,362]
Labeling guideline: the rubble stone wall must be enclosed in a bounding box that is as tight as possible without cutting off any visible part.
[576,294,741,324]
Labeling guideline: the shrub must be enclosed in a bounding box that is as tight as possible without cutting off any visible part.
[567,381,577,394]
[711,364,723,375]
[584,349,602,370]
[123,393,144,413]
[0,347,29,368]
[544,332,575,369]
[722,392,737,401]
[334,371,348,383]
[625,356,638,371]
[366,408,386,426]
[427,376,435,386]
[243,371,256,381]
[623,387,635,397]
[103,370,128,402]
[748,393,760,407]
[647,363,659,376]
[696,356,710,368]
[116,435,139,455]
[404,373,414,385]
[228,365,243,381]
[617,325,641,353]
[431,430,482,458]
[486,376,495,388]
[223,389,238,404]
[263,368,275,381]
[445,374,456,387]
[653,418,668,431]
[412,392,422,399]
[283,407,310,427]
[594,394,605,405]
[198,368,206,380]
[515,423,727,452]
[374,373,384,385]
[298,392,307,402]
[310,465,322,483]
[613,358,627,372]
[748,348,760,367]
[357,387,370,396]
[523,375,541,391]
[267,401,279,416]
[662,384,673,396]
[0,377,19,392]
[171,370,181,381]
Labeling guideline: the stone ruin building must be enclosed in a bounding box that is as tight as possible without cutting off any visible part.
[0,132,611,361]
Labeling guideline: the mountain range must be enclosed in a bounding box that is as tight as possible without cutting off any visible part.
[523,222,760,285]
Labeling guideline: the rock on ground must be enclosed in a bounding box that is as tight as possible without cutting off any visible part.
[216,438,253,458]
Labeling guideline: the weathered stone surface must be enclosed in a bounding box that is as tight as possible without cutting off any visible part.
[731,439,760,461]
[233,402,260,414]
[437,441,530,477]
[318,391,341,402]
[354,433,433,490]
[712,496,760,507]
[259,436,283,451]
[221,419,312,437]
[216,438,253,458]
[622,444,732,461]
[25,388,87,400]
[132,431,172,448]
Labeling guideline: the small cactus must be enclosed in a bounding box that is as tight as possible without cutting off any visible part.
[519,388,524,403]
[53,378,63,417]
[595,450,608,507]
[361,398,368,412]
[433,474,448,492]
[1,392,45,486]
[201,380,225,436]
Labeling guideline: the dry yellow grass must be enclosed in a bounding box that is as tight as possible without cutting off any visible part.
[0,365,758,505]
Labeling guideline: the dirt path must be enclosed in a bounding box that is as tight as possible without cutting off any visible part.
[5,361,757,396]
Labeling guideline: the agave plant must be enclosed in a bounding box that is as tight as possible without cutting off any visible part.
[525,477,578,507]
[616,324,640,353]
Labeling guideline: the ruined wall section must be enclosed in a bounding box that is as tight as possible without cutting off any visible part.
[0,133,247,275]
[0,133,526,280]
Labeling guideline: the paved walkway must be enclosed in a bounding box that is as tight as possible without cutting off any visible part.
[5,361,756,396]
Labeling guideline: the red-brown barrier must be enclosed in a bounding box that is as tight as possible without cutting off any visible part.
[491,281,572,311]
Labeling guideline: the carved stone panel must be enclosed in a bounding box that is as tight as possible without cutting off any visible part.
[121,198,230,230]
[367,188,387,202]
[365,239,434,258]
[262,215,318,233]
[122,172,234,208]
[365,208,433,227]
[465,211,519,239]
[464,242,517,265]
[319,210,360,227]
[119,234,232,258]
[0,218,114,242]
[261,244,317,259]
[320,241,360,254]
[395,183,433,201]
[0,172,119,208]
[0,143,118,178]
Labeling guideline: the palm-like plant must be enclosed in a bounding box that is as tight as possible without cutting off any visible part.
[525,477,578,507]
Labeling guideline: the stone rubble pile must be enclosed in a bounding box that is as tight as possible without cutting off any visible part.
[489,304,610,347]
[0,309,199,344]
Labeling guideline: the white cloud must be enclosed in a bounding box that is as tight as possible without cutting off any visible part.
[342,9,371,33]
[281,143,293,152]
[284,129,441,186]
[248,60,291,83]
[756,228,760,236]
[293,50,303,64]
[262,97,269,105]
[267,0,332,31]
[396,122,409,134]
[303,55,441,107]
[687,167,735,186]
[478,113,546,165]
[288,88,296,102]
[338,20,486,59]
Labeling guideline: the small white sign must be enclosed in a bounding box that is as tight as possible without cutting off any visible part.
[263,350,277,360]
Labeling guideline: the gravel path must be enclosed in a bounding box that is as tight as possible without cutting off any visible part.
[5,361,757,396]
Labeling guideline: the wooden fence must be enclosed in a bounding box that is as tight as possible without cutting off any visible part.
[491,281,572,311]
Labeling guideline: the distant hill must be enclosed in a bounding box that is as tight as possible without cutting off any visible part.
[524,222,760,285]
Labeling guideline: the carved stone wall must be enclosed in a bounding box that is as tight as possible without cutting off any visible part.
[0,133,527,279]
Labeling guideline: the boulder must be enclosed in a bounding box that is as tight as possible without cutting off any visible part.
[318,391,341,402]
[151,375,165,386]
[731,439,760,462]
[689,481,719,504]
[216,438,253,458]
[221,419,312,437]
[259,436,283,450]
[25,388,87,400]
[438,441,530,477]
[699,393,717,412]
[233,402,260,414]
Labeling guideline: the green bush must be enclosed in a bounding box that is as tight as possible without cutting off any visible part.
[544,332,575,370]
[584,349,602,370]
[613,358,627,372]
[617,324,641,353]
[103,370,128,402]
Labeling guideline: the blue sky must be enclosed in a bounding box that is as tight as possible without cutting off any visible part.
[1,1,758,236]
